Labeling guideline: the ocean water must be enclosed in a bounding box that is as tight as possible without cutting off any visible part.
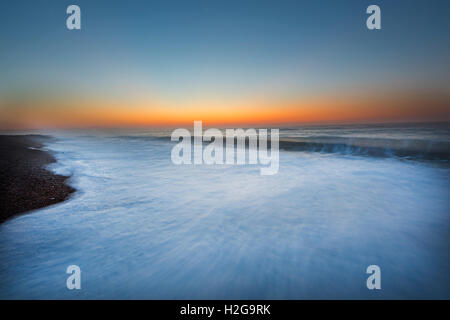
[0,123,449,299]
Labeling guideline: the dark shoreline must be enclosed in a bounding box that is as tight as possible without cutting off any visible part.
[0,135,75,223]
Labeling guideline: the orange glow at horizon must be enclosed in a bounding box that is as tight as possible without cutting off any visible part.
[1,91,449,130]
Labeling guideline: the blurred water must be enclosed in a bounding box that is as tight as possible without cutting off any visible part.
[0,126,449,299]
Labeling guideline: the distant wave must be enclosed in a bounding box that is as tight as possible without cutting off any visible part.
[160,134,450,161]
[106,126,450,162]
[279,137,450,161]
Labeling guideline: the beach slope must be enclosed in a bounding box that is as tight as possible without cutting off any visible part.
[0,135,75,223]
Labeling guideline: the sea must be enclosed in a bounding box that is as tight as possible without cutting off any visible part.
[0,122,449,299]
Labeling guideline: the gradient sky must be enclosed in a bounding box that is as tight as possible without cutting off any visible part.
[0,0,449,128]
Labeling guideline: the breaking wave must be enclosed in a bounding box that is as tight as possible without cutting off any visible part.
[279,136,450,161]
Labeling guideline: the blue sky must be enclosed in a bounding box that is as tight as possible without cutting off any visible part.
[0,1,449,127]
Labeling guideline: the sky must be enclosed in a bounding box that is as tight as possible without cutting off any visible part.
[0,0,449,128]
